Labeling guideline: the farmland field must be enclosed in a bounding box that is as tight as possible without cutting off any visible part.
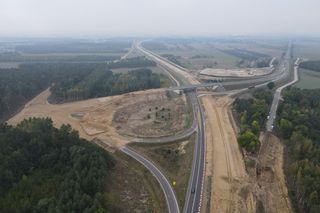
[142,39,286,70]
[295,68,320,89]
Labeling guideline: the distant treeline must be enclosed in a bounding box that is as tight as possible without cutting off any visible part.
[16,41,131,54]
[0,63,97,121]
[142,42,168,51]
[0,118,116,212]
[50,68,163,103]
[300,60,320,72]
[221,48,271,68]
[0,57,158,121]
[222,48,269,61]
[277,88,320,212]
[0,52,118,63]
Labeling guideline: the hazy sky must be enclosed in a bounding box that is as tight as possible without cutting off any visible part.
[1,0,320,37]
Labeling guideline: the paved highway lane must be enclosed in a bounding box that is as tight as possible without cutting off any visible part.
[183,92,206,213]
[121,147,180,213]
[136,43,206,213]
[266,57,300,132]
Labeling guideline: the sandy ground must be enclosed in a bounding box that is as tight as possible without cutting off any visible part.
[200,95,293,213]
[8,88,169,149]
[201,96,249,213]
[113,93,187,138]
[200,67,271,78]
[255,133,293,213]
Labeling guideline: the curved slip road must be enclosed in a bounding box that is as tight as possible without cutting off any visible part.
[121,146,180,213]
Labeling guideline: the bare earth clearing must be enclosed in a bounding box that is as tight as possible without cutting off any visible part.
[253,133,293,213]
[200,67,271,78]
[201,96,250,213]
[8,88,187,149]
[201,95,293,213]
[113,93,188,138]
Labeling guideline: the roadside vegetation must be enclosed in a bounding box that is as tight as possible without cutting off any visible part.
[0,118,116,212]
[234,89,273,152]
[277,87,320,212]
[129,136,195,210]
[111,151,167,213]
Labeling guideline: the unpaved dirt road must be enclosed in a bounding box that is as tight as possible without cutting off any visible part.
[201,96,249,213]
[8,88,171,149]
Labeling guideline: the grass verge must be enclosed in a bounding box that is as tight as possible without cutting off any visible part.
[105,151,167,213]
[128,135,195,211]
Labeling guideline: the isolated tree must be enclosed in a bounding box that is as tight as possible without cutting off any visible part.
[267,82,275,90]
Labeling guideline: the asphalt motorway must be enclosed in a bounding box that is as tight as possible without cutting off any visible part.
[183,92,206,213]
[266,42,298,132]
[124,41,299,213]
[137,43,206,213]
[121,147,180,213]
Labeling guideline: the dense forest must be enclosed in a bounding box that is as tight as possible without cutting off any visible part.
[50,68,163,103]
[0,57,160,121]
[234,89,273,152]
[277,87,320,212]
[0,63,99,121]
[0,52,118,63]
[16,41,131,54]
[0,118,116,212]
[300,60,320,72]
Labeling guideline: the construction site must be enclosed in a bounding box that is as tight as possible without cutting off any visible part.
[6,40,295,213]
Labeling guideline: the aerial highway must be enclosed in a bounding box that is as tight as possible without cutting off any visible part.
[137,42,206,213]
[266,56,300,132]
[123,40,295,213]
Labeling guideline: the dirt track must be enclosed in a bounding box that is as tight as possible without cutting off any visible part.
[8,88,171,149]
[255,133,293,213]
[201,96,249,213]
[201,95,293,213]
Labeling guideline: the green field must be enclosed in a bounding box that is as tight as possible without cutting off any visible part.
[143,39,286,70]
[295,68,320,89]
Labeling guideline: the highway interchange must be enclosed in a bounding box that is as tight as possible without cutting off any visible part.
[121,40,298,213]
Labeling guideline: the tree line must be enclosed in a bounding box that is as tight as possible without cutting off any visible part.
[0,118,116,212]
[277,87,320,212]
[0,57,158,121]
[50,68,163,103]
[300,60,320,72]
[234,89,273,152]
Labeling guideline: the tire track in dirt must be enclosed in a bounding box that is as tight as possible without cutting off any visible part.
[213,106,233,213]
[202,96,249,213]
